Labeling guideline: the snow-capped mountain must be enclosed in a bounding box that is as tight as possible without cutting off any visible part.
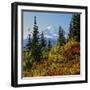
[43,25,58,40]
[23,25,58,47]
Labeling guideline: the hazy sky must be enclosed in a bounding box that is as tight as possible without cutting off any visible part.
[23,11,73,39]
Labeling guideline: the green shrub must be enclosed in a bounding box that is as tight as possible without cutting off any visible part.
[23,51,33,71]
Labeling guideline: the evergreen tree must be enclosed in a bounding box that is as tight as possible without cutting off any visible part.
[31,16,42,62]
[67,21,73,42]
[26,34,32,51]
[40,32,46,48]
[72,14,80,42]
[68,21,73,39]
[48,40,52,51]
[58,26,66,46]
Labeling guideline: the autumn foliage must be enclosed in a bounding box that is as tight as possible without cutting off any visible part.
[22,14,80,77]
[23,40,80,77]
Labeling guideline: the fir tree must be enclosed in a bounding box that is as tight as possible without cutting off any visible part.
[68,14,80,42]
[67,21,73,42]
[40,32,46,48]
[31,16,42,62]
[26,34,32,51]
[58,26,66,46]
[72,14,80,42]
[68,21,73,39]
[48,40,52,51]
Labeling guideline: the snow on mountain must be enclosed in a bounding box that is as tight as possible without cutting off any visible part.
[43,25,58,40]
[23,25,58,47]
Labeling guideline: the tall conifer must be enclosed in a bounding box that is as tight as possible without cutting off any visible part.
[31,16,41,62]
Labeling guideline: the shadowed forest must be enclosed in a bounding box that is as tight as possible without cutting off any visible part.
[22,14,80,77]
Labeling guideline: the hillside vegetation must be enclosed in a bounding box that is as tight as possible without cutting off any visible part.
[22,14,80,77]
[23,40,80,77]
